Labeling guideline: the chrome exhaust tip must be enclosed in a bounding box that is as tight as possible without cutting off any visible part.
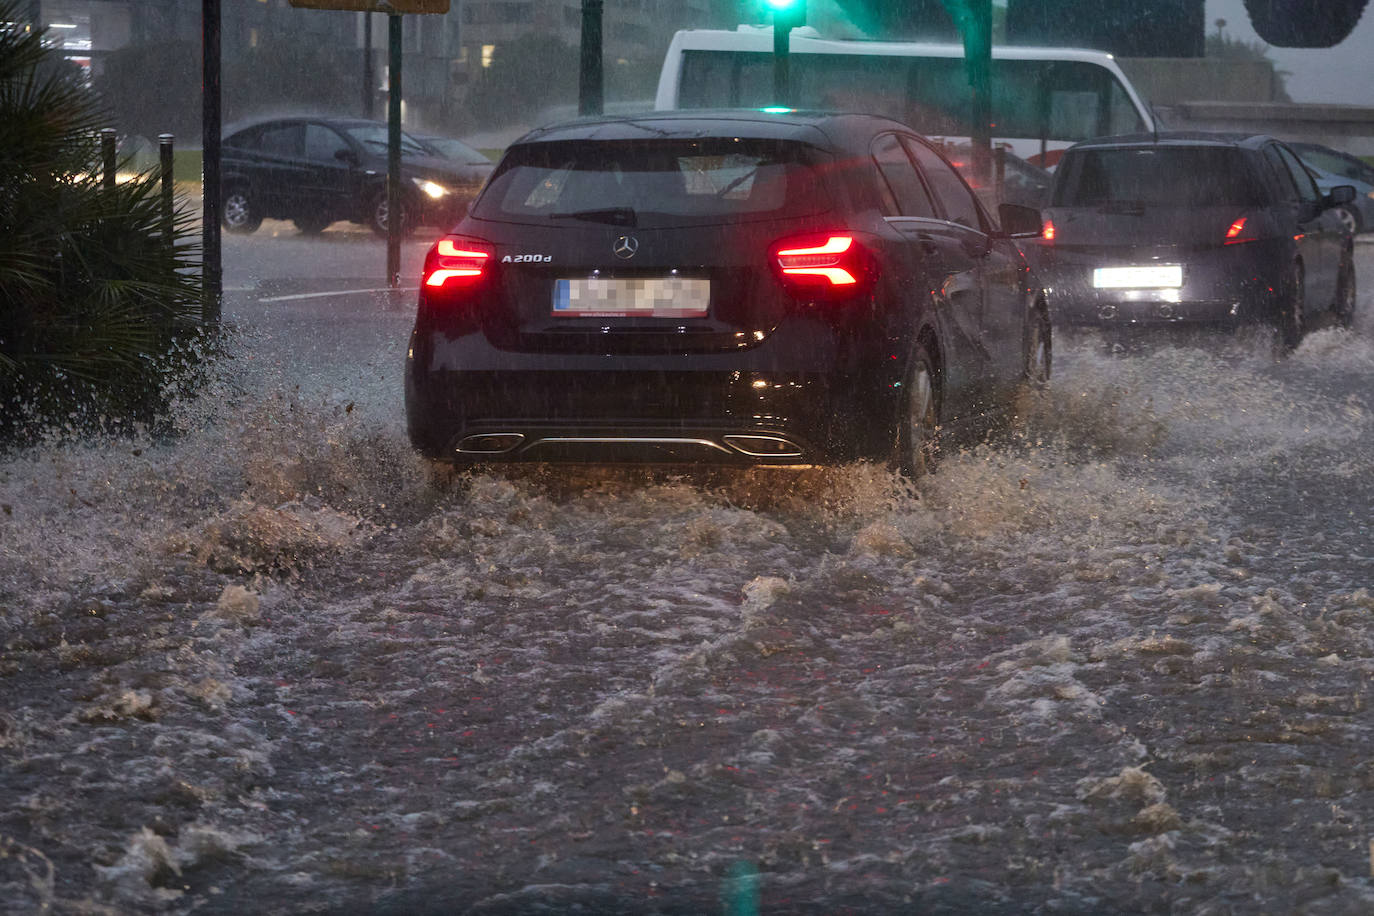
[723,434,803,458]
[456,432,525,454]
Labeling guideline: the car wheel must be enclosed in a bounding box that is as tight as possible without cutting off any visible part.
[1333,205,1362,236]
[368,190,413,239]
[1277,262,1306,353]
[892,339,941,479]
[1333,252,1357,329]
[293,214,332,235]
[222,186,261,234]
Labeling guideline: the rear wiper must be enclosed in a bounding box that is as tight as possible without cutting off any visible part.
[549,207,637,226]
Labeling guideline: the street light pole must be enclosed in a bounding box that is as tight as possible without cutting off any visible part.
[202,0,222,325]
[578,0,603,116]
[765,0,804,108]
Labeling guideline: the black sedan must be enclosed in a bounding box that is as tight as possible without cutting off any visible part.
[1029,131,1358,350]
[221,117,491,237]
[404,110,1049,474]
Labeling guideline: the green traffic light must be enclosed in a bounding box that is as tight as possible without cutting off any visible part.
[763,0,798,9]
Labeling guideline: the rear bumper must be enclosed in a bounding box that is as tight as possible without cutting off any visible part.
[1034,241,1286,329]
[405,322,900,466]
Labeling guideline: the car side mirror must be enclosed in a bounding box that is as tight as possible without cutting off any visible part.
[1325,184,1357,207]
[997,202,1043,238]
[335,149,360,166]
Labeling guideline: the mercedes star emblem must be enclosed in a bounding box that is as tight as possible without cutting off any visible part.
[613,235,639,259]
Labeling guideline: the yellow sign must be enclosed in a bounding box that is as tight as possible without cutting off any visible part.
[288,0,450,13]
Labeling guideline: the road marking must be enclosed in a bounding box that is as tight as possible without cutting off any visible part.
[258,287,419,303]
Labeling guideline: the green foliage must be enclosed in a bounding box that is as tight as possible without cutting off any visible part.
[0,2,207,448]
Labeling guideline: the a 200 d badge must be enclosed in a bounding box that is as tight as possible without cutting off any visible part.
[501,254,552,263]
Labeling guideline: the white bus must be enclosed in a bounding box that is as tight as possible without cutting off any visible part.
[654,26,1155,168]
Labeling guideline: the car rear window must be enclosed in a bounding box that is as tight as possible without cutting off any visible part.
[472,138,832,227]
[1053,147,1267,208]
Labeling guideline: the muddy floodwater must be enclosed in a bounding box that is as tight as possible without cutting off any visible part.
[3,247,1374,914]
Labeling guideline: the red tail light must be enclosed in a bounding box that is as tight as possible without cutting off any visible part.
[423,236,494,289]
[769,232,874,300]
[1041,219,1056,241]
[1223,216,1257,245]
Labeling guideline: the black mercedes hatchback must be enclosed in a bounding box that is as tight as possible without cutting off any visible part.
[1030,132,1358,349]
[404,110,1050,472]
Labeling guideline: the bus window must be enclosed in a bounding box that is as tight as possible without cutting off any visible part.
[674,46,1149,146]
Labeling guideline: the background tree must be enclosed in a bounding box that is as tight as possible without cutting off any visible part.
[0,1,205,447]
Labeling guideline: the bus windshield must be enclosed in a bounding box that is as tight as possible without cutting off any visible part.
[677,50,1147,146]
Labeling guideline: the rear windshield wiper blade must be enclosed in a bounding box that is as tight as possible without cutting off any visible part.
[549,207,638,226]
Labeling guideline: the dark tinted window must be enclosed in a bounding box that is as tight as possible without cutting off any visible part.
[258,124,303,157]
[905,138,983,229]
[1274,145,1321,203]
[304,125,350,162]
[474,138,832,227]
[872,134,937,218]
[1054,147,1266,207]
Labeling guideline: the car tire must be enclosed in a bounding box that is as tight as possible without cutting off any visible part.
[1333,205,1362,236]
[1243,0,1368,48]
[1333,252,1357,329]
[293,214,333,235]
[1277,262,1306,353]
[368,189,413,239]
[892,338,941,479]
[222,186,261,234]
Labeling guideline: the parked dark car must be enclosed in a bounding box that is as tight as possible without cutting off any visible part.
[412,132,495,169]
[1028,131,1358,350]
[221,117,490,237]
[404,110,1050,474]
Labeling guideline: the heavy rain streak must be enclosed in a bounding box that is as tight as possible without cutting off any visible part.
[0,227,1370,913]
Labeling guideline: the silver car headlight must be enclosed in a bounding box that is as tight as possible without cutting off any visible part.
[412,177,450,199]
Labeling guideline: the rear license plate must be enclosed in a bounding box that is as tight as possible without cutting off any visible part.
[1093,265,1183,289]
[552,277,710,318]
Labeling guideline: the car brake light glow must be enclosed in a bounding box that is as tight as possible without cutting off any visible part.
[1041,219,1056,241]
[1223,216,1257,245]
[770,232,874,300]
[424,236,493,288]
[775,235,858,285]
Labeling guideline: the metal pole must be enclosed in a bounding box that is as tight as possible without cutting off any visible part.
[362,12,374,119]
[387,12,402,288]
[100,128,117,189]
[159,133,175,241]
[772,20,790,107]
[578,0,603,116]
[967,0,993,187]
[202,0,222,324]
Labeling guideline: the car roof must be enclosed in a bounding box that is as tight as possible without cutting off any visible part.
[511,109,912,148]
[1065,130,1278,152]
[224,115,393,136]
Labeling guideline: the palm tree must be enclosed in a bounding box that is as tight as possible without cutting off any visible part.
[0,0,205,446]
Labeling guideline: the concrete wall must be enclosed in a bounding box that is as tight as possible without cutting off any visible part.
[1118,58,1281,106]
[1153,101,1374,156]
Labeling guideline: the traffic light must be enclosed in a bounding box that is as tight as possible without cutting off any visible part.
[764,0,806,30]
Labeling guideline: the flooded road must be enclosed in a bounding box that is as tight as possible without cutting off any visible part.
[2,237,1373,914]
